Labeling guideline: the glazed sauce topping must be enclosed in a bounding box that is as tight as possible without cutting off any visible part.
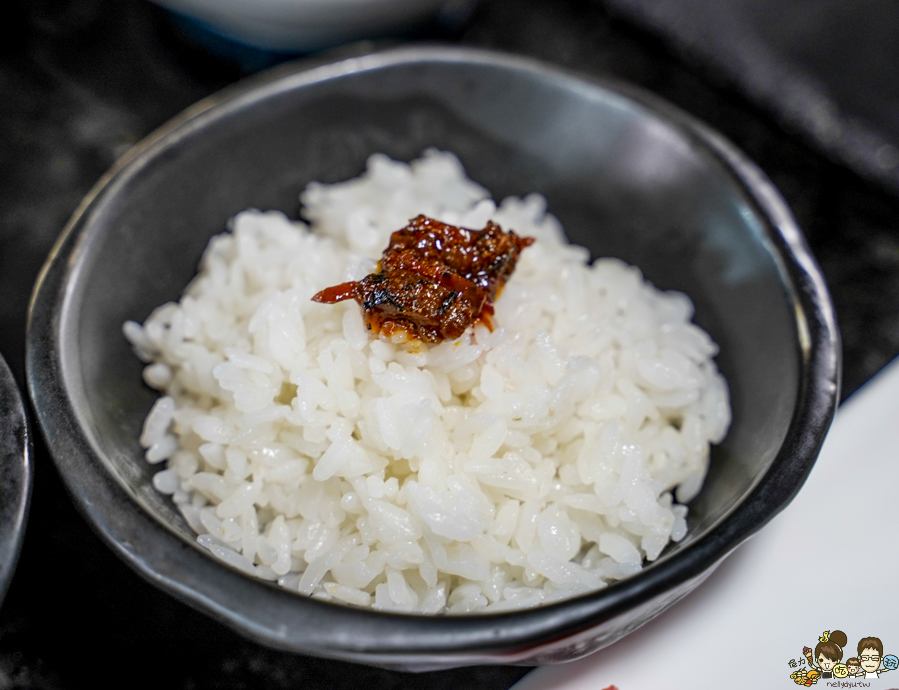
[312,215,535,343]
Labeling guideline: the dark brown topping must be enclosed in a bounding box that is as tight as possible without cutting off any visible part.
[312,215,535,343]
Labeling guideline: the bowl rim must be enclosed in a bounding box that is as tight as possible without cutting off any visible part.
[0,353,34,608]
[26,45,840,666]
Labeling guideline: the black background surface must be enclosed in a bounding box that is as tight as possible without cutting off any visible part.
[603,0,899,197]
[2,0,899,687]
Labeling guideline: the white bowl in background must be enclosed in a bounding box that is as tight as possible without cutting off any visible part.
[151,0,477,53]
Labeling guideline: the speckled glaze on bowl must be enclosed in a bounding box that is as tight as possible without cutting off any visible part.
[0,354,33,608]
[26,47,839,670]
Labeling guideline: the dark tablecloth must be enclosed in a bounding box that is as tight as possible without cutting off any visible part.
[604,0,899,196]
[2,0,898,687]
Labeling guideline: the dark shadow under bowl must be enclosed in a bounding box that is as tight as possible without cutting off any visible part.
[26,46,839,670]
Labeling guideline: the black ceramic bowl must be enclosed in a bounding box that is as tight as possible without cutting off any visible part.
[26,47,839,670]
[0,353,33,608]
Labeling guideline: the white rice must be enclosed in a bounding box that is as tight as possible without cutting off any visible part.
[125,149,730,614]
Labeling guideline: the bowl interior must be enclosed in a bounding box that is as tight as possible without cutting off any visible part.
[61,54,799,584]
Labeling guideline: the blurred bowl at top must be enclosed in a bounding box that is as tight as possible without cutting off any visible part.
[151,0,478,55]
[26,47,839,670]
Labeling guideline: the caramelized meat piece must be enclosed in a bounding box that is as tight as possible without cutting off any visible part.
[312,215,534,343]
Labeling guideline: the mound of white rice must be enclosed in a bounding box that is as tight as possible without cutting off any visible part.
[125,150,730,614]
